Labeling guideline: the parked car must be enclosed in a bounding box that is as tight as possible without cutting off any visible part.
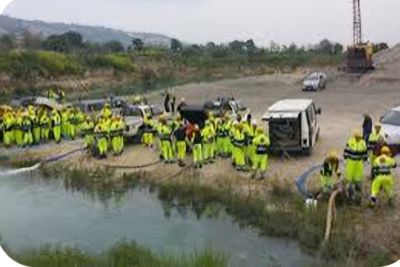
[380,106,400,154]
[302,72,327,91]
[77,97,125,116]
[262,99,321,155]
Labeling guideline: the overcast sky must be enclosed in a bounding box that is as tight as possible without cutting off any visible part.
[3,0,400,46]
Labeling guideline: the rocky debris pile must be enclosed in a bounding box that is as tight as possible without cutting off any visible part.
[361,43,400,85]
[373,43,400,67]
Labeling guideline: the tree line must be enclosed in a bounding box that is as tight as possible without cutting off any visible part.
[0,30,350,55]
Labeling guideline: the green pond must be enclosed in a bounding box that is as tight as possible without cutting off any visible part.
[0,168,317,267]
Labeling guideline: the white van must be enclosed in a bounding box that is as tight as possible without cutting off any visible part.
[262,99,321,155]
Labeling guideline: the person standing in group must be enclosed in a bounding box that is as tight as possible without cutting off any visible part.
[40,111,51,142]
[30,108,41,145]
[202,120,216,164]
[232,122,246,171]
[171,95,176,113]
[82,115,95,149]
[216,116,231,158]
[159,117,173,163]
[344,130,368,201]
[362,113,373,143]
[14,109,24,147]
[94,120,108,159]
[61,108,70,139]
[173,122,188,167]
[101,102,113,120]
[368,123,386,162]
[51,109,62,143]
[163,90,170,113]
[142,115,155,149]
[21,113,33,147]
[3,110,15,147]
[191,124,203,168]
[243,116,257,166]
[75,109,85,137]
[68,108,78,140]
[110,116,125,156]
[252,127,270,179]
[370,146,396,207]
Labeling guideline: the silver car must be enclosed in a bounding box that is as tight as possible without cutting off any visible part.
[302,72,327,91]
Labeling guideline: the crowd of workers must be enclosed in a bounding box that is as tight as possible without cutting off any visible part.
[0,97,396,205]
[143,112,270,179]
[0,102,125,158]
[319,119,394,207]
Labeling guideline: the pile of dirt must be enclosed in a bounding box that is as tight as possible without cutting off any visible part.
[361,43,400,85]
[373,43,400,67]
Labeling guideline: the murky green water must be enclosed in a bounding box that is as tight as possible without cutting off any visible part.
[0,169,316,267]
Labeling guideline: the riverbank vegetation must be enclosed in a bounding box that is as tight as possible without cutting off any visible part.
[0,31,345,101]
[8,241,227,267]
[21,164,394,267]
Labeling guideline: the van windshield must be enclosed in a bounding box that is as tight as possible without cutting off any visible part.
[123,107,142,117]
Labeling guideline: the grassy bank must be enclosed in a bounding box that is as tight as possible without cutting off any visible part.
[0,46,343,103]
[8,241,227,267]
[7,163,395,266]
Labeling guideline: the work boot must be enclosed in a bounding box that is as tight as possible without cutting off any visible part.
[178,160,185,167]
[369,196,377,208]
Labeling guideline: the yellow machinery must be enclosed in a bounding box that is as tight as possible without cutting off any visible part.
[346,0,374,73]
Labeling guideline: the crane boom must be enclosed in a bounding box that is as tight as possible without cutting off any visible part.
[353,0,362,45]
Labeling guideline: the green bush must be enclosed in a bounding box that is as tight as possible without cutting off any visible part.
[0,50,83,78]
[84,53,135,71]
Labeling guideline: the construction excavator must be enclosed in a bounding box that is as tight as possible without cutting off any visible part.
[345,0,375,73]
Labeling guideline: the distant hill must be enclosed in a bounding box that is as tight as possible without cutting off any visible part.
[0,15,172,46]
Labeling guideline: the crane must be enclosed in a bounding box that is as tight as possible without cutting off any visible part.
[353,0,362,45]
[346,0,374,73]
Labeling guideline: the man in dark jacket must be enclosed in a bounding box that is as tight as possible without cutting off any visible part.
[163,91,170,113]
[362,113,372,142]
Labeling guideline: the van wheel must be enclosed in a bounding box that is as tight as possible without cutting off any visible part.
[304,146,313,156]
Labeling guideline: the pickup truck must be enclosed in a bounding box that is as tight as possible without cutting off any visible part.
[120,104,163,142]
[203,97,249,120]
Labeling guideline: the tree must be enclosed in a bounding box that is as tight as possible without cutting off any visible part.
[62,31,83,48]
[245,39,257,52]
[0,34,17,51]
[23,30,43,49]
[287,43,298,53]
[205,42,216,51]
[42,31,83,52]
[269,41,280,52]
[103,40,125,53]
[170,38,182,52]
[332,43,343,54]
[131,38,144,51]
[228,40,245,52]
[316,39,334,54]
